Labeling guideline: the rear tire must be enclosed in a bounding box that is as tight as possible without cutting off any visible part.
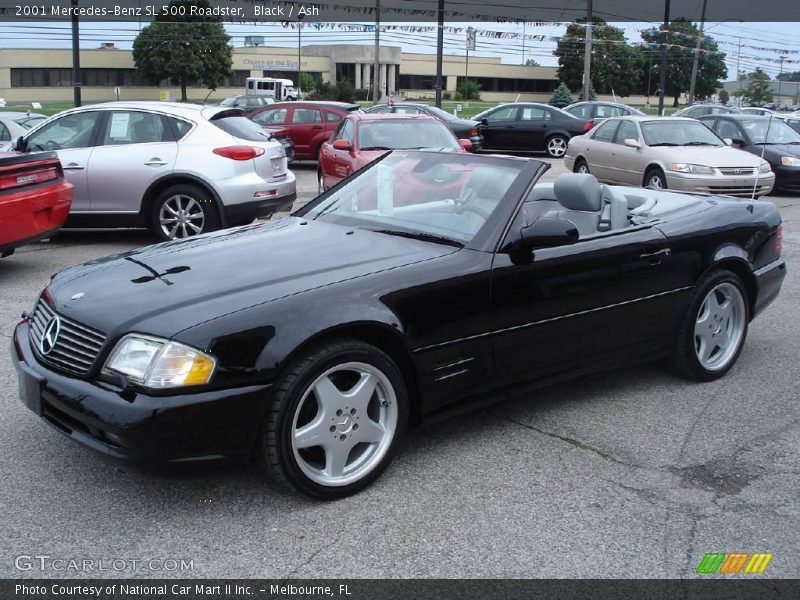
[255,338,409,499]
[668,269,749,382]
[150,184,220,242]
[644,168,667,190]
[545,135,569,158]
[574,158,590,174]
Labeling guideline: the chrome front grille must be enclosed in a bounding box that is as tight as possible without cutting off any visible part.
[29,299,106,375]
[718,167,756,176]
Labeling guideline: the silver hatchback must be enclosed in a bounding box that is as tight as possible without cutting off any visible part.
[11,101,296,240]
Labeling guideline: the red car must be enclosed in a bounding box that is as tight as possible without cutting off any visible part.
[0,151,73,258]
[246,101,360,161]
[317,113,471,192]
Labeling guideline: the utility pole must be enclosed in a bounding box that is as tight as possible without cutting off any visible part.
[373,0,381,104]
[688,0,707,105]
[71,0,81,107]
[582,0,593,101]
[297,14,304,98]
[435,0,444,107]
[658,0,671,115]
[522,21,526,65]
[778,55,786,106]
[465,27,475,102]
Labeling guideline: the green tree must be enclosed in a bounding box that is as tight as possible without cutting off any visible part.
[549,82,574,108]
[718,89,730,104]
[524,58,541,67]
[641,18,727,107]
[132,0,232,101]
[777,71,800,82]
[334,79,355,103]
[555,19,642,97]
[299,72,317,95]
[457,79,481,101]
[734,69,774,105]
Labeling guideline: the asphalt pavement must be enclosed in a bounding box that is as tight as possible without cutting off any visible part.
[1,159,798,579]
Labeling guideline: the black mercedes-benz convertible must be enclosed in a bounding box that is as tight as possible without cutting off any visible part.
[12,151,785,498]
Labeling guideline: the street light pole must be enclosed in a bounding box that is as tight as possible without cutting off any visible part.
[582,0,593,101]
[658,0,671,116]
[297,15,304,98]
[373,0,381,104]
[71,0,81,107]
[435,0,444,107]
[778,55,785,106]
[688,0,707,105]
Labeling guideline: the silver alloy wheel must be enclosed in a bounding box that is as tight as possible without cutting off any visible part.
[547,137,568,157]
[647,174,664,189]
[694,282,746,372]
[577,162,590,174]
[159,194,205,239]
[291,361,398,487]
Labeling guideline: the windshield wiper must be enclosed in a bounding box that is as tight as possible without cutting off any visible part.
[360,146,393,151]
[649,142,681,147]
[366,228,464,247]
[680,142,717,146]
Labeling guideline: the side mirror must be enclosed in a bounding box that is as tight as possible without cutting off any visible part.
[459,139,473,152]
[479,118,488,126]
[730,137,746,147]
[723,138,733,146]
[505,217,579,253]
[332,139,351,151]
[12,135,25,152]
[623,138,642,149]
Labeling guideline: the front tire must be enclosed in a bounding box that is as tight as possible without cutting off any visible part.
[545,135,569,158]
[255,339,409,498]
[668,269,749,381]
[150,184,220,242]
[644,168,667,190]
[574,158,590,174]
[317,169,326,195]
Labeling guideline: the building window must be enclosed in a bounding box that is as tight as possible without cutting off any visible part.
[456,76,557,94]
[335,63,356,87]
[398,74,436,90]
[10,68,150,87]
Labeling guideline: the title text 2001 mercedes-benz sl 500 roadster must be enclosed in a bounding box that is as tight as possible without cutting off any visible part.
[13,151,786,498]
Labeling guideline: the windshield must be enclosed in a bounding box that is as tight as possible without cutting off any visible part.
[358,119,460,150]
[741,119,800,144]
[16,116,46,129]
[642,121,724,147]
[296,152,526,244]
[423,105,457,121]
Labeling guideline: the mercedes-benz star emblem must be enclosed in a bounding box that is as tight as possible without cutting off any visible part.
[40,316,61,356]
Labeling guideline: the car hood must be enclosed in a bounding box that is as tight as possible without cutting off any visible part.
[756,143,800,161]
[46,217,457,339]
[649,145,765,167]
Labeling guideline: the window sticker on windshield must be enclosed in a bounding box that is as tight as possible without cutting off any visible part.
[377,164,394,216]
[109,113,130,139]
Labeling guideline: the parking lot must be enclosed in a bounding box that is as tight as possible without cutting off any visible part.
[1,159,798,578]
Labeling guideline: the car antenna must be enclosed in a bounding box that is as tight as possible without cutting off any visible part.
[751,114,774,200]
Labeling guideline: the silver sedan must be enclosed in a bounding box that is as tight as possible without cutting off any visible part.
[565,116,775,197]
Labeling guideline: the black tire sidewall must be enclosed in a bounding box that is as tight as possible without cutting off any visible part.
[546,135,568,158]
[574,158,589,174]
[266,340,409,499]
[673,270,750,381]
[645,168,667,189]
[150,184,220,242]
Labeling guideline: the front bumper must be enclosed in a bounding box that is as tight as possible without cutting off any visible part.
[752,257,787,318]
[12,321,272,471]
[773,165,800,191]
[665,171,775,197]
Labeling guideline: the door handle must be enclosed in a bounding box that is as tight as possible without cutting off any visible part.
[145,158,168,166]
[640,248,671,264]
[63,163,85,170]
[312,125,323,130]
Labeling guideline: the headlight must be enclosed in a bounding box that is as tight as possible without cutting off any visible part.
[103,335,216,389]
[759,162,772,173]
[781,156,800,167]
[670,163,715,174]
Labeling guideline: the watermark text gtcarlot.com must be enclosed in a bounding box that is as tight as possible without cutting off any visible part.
[14,555,194,573]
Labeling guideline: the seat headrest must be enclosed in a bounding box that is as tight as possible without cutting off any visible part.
[554,173,603,212]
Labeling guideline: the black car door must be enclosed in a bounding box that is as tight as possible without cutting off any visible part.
[490,207,678,385]
[510,105,552,150]
[479,106,520,149]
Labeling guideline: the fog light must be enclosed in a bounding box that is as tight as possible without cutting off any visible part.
[254,190,277,198]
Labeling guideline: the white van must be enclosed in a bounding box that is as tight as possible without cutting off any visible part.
[245,77,301,101]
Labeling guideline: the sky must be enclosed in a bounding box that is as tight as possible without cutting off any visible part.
[1,20,799,81]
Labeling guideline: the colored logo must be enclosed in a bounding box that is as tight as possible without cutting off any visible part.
[696,552,773,574]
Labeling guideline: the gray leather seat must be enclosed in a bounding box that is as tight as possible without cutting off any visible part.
[599,185,630,230]
[550,173,604,236]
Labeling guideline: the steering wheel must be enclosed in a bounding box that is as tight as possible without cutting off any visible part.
[45,140,62,151]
